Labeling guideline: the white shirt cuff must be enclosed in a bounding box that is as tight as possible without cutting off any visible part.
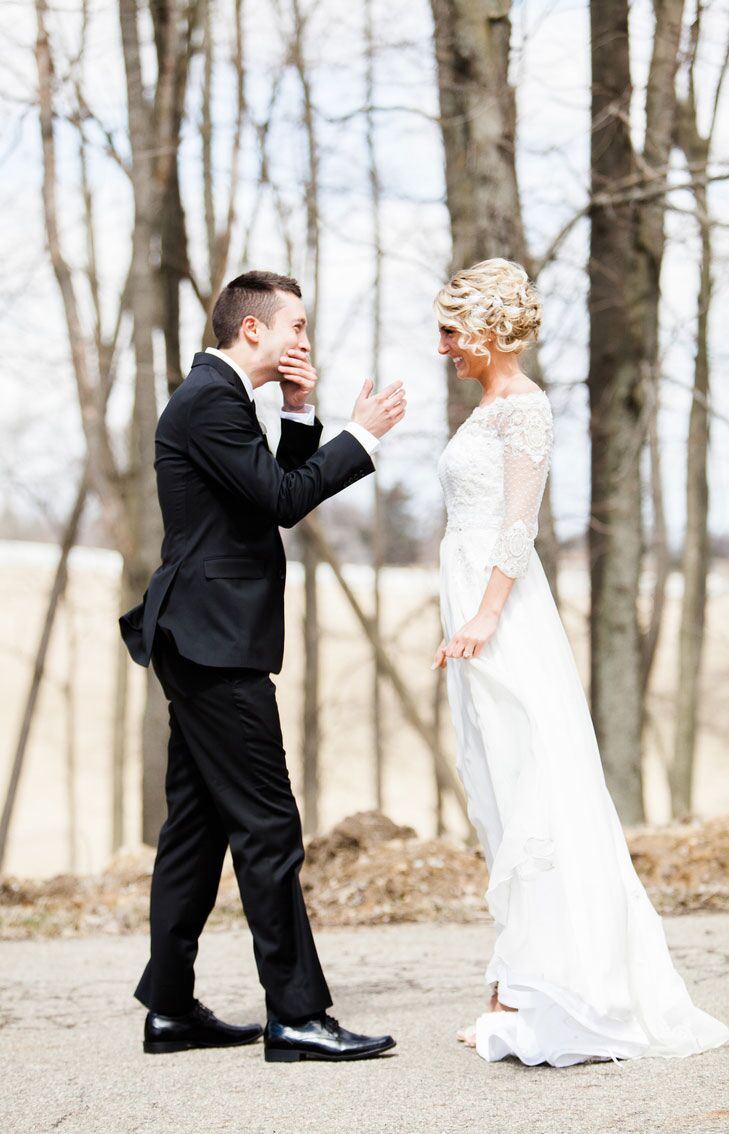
[280,403,316,426]
[344,421,379,456]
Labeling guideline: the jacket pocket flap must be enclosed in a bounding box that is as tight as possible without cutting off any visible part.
[204,557,265,579]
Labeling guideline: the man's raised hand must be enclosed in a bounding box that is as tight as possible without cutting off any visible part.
[351,379,406,439]
[279,347,318,411]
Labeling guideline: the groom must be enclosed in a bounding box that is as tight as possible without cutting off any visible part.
[120,270,406,1061]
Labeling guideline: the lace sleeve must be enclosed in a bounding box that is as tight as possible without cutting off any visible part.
[491,396,553,579]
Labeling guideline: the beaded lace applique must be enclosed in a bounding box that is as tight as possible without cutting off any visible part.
[437,391,553,579]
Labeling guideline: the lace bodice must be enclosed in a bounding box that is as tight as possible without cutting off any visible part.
[437,390,553,578]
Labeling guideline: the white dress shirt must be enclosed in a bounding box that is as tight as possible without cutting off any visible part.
[204,347,379,456]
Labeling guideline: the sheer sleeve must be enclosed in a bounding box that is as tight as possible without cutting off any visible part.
[491,396,553,578]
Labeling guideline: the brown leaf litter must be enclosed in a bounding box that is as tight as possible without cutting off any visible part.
[1,811,728,940]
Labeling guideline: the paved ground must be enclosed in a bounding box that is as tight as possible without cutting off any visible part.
[2,917,729,1134]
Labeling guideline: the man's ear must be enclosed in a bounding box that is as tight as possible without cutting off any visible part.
[240,315,259,345]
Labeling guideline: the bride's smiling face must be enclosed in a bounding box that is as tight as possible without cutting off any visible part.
[437,325,488,380]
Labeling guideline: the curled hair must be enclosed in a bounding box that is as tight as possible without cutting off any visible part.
[212,270,302,348]
[434,258,541,364]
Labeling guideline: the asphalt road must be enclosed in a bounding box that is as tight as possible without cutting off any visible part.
[2,917,729,1134]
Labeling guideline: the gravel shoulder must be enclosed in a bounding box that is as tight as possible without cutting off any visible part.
[2,917,729,1134]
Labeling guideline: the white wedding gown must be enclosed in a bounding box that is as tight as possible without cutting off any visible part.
[437,390,729,1067]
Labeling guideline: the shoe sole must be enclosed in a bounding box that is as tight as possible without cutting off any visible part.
[143,1029,263,1054]
[264,1039,396,1063]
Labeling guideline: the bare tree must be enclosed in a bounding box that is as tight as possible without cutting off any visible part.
[588,0,685,823]
[364,0,386,811]
[156,0,203,390]
[197,0,247,343]
[301,515,469,822]
[432,666,446,835]
[671,6,728,817]
[636,0,687,694]
[61,589,79,871]
[119,0,196,843]
[430,0,525,432]
[33,0,133,859]
[288,0,324,835]
[0,469,87,872]
[35,1,129,555]
[429,0,560,598]
[32,0,198,848]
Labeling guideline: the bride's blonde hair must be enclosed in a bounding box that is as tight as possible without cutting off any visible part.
[434,258,541,363]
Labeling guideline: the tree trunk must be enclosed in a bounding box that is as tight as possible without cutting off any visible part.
[432,665,446,836]
[0,471,87,873]
[301,531,320,836]
[35,0,129,555]
[365,0,386,811]
[301,516,469,823]
[111,561,139,852]
[671,198,710,817]
[430,0,523,433]
[372,490,385,812]
[35,0,192,854]
[111,631,130,853]
[588,0,686,823]
[636,0,686,694]
[119,0,178,843]
[670,11,723,814]
[160,162,189,393]
[157,1,198,395]
[291,0,323,835]
[430,0,560,601]
[62,591,79,872]
[641,380,670,694]
[588,0,644,824]
[142,668,171,845]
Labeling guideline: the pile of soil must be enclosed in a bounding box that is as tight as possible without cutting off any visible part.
[628,816,729,913]
[2,811,728,940]
[302,811,488,926]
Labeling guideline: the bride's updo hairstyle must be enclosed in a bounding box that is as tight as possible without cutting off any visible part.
[434,258,541,365]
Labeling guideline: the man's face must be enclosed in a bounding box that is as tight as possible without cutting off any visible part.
[259,292,311,380]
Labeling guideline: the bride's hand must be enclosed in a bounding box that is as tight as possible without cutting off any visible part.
[436,613,500,666]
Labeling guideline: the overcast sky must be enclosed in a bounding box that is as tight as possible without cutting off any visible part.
[1,0,728,549]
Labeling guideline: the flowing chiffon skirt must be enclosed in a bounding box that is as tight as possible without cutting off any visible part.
[440,526,729,1067]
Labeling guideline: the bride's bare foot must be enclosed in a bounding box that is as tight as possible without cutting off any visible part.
[489,983,518,1013]
[456,1024,477,1047]
[457,986,519,1048]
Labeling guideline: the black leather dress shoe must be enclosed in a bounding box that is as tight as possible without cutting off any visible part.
[264,1014,396,1062]
[143,1000,263,1054]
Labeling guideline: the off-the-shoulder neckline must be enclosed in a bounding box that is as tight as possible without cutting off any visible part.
[471,389,548,415]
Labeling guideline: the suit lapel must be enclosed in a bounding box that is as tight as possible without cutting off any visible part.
[190,352,266,438]
[191,352,252,402]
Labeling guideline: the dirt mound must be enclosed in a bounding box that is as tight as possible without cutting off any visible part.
[2,813,728,939]
[626,816,729,913]
[103,845,156,886]
[299,809,485,925]
[306,810,417,866]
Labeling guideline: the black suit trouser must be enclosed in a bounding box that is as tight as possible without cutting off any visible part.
[134,628,331,1020]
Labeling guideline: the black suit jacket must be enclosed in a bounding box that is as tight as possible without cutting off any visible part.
[119,352,374,671]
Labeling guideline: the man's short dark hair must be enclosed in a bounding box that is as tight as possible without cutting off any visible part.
[211,270,302,348]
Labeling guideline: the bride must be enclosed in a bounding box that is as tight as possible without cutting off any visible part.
[432,257,729,1067]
